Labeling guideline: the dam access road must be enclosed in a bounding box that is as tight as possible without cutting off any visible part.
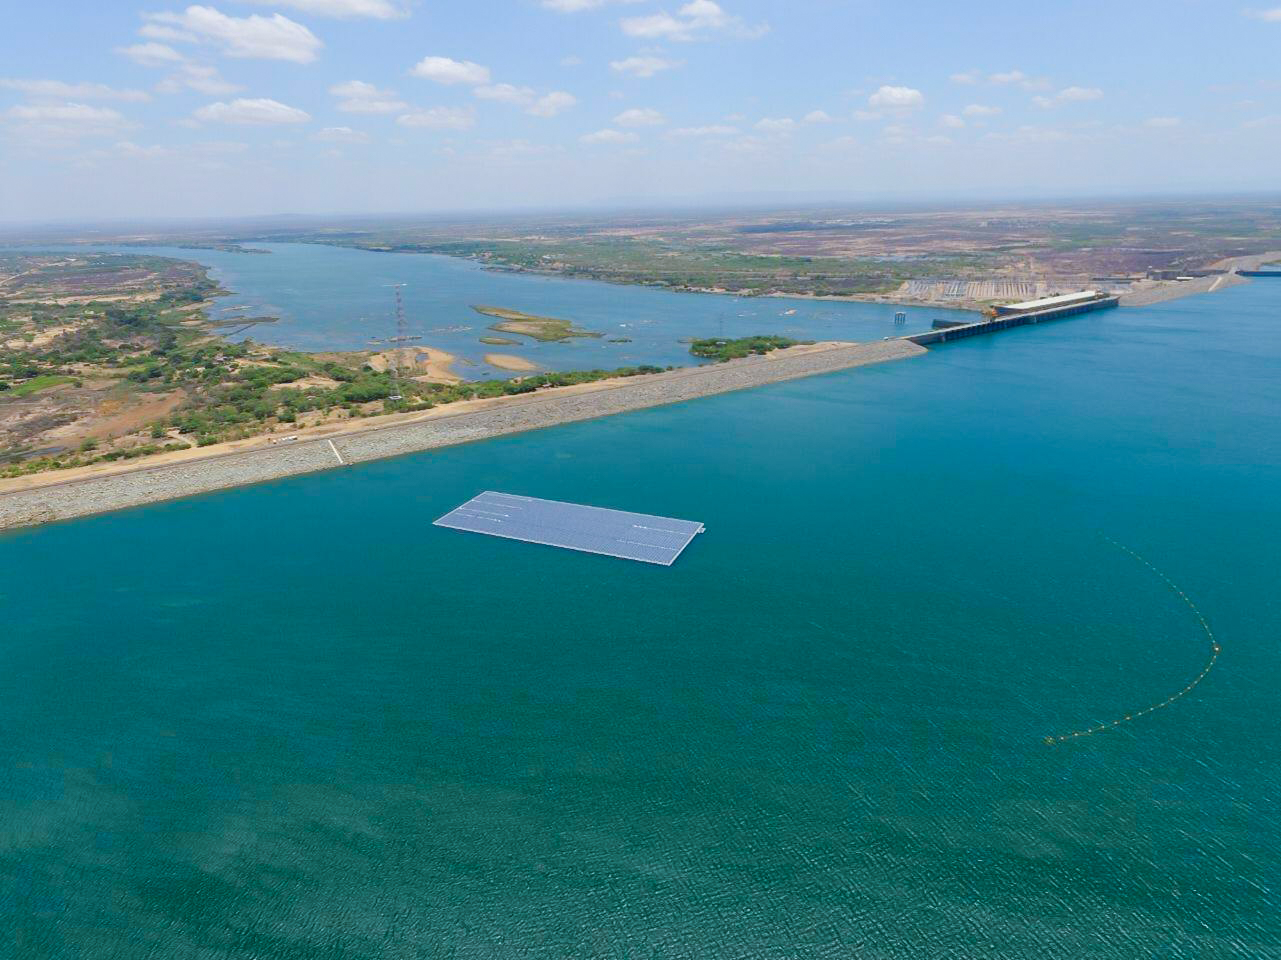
[0,339,924,531]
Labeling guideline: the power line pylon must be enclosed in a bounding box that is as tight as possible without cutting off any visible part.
[383,283,420,402]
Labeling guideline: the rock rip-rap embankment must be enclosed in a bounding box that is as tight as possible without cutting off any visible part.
[0,340,924,531]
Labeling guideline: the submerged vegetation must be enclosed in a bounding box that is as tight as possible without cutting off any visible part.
[689,335,804,362]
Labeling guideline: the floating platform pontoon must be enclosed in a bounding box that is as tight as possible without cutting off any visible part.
[434,491,704,566]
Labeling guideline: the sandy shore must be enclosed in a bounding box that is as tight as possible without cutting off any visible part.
[0,340,924,531]
[484,353,538,372]
[368,345,461,382]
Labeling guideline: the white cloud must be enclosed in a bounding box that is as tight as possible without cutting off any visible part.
[79,141,174,165]
[803,109,832,123]
[4,102,134,140]
[940,114,965,128]
[240,0,407,18]
[754,116,795,132]
[868,85,924,111]
[950,70,979,85]
[194,97,310,124]
[138,23,197,43]
[609,55,682,77]
[721,134,767,154]
[92,139,172,158]
[1248,6,1281,20]
[1035,86,1104,108]
[543,0,640,9]
[145,6,322,63]
[156,64,241,95]
[580,127,638,143]
[396,106,475,129]
[475,83,536,105]
[614,106,664,126]
[473,85,576,116]
[559,55,583,66]
[880,124,908,145]
[666,124,738,137]
[989,69,1028,85]
[0,79,151,102]
[7,103,124,123]
[527,91,577,117]
[314,125,369,142]
[1057,85,1103,102]
[621,11,692,39]
[410,56,491,86]
[852,109,881,121]
[620,0,767,42]
[109,141,172,158]
[1145,116,1182,128]
[330,80,406,113]
[962,103,1000,117]
[988,69,1050,91]
[116,42,186,67]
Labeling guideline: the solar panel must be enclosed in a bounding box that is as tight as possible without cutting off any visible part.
[434,491,705,566]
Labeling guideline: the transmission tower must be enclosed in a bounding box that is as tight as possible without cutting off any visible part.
[382,283,420,402]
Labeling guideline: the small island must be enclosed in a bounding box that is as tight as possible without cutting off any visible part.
[689,335,807,362]
[471,305,602,342]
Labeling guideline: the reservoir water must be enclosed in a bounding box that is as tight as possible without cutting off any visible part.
[1,270,1279,957]
[37,242,971,378]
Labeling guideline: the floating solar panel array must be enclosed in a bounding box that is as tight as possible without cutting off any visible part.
[434,491,705,566]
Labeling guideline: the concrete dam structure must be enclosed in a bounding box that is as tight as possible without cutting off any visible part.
[908,291,1120,346]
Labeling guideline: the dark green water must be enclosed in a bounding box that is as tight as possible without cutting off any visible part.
[2,283,1279,957]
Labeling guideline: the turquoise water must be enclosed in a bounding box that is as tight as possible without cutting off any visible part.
[29,243,970,378]
[2,280,1280,957]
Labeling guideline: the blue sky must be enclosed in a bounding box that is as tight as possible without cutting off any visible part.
[2,0,1280,221]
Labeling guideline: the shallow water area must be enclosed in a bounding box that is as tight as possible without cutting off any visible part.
[1,277,1279,958]
[17,241,969,378]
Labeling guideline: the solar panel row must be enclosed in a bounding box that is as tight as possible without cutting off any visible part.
[433,491,704,566]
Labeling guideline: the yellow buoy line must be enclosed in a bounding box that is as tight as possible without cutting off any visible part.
[1044,537,1221,746]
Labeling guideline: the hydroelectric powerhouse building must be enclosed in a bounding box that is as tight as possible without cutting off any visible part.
[910,290,1120,346]
[993,290,1116,317]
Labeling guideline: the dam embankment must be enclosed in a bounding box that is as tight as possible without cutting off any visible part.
[0,339,924,531]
